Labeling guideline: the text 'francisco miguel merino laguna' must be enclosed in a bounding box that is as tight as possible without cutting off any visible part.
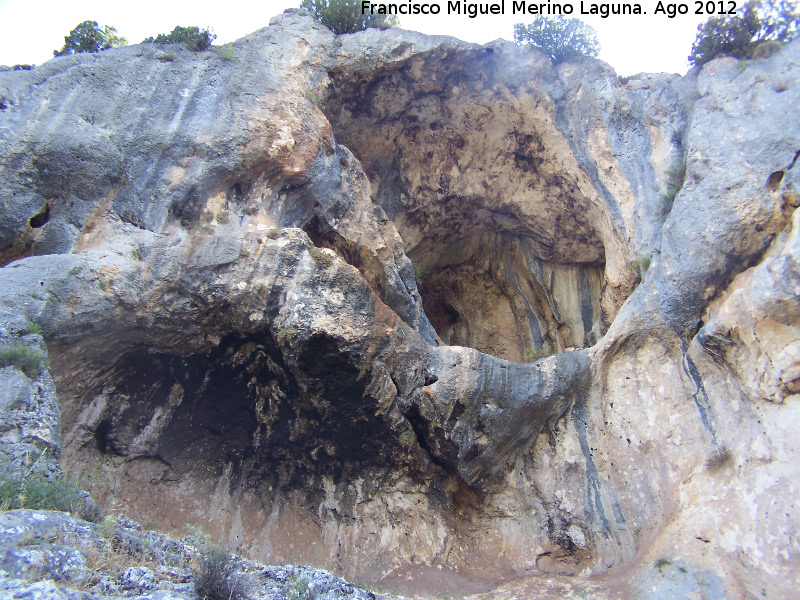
[360,0,646,18]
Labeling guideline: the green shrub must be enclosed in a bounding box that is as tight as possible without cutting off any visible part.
[304,89,327,110]
[54,20,127,57]
[523,347,552,363]
[0,467,98,522]
[412,262,423,285]
[398,429,416,448]
[277,326,297,345]
[156,52,176,62]
[290,576,309,600]
[143,26,216,51]
[751,39,784,58]
[688,0,798,67]
[188,526,247,600]
[660,162,686,210]
[217,210,230,224]
[627,256,652,271]
[0,342,48,379]
[514,16,600,63]
[300,0,399,34]
[217,44,236,60]
[655,557,673,569]
[265,228,281,239]
[309,247,333,265]
[23,321,43,336]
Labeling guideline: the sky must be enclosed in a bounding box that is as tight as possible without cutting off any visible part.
[0,0,711,75]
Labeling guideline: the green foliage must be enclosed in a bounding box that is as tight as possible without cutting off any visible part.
[396,321,411,339]
[688,0,798,67]
[0,342,48,379]
[290,576,309,599]
[216,210,230,224]
[661,162,686,209]
[23,321,43,336]
[398,429,416,448]
[412,262,423,285]
[523,346,552,362]
[143,26,216,51]
[309,247,333,265]
[514,16,600,63]
[277,326,297,345]
[627,256,652,271]
[751,39,784,58]
[187,526,247,600]
[54,21,127,57]
[304,89,327,110]
[217,44,236,60]
[0,466,98,521]
[131,248,143,261]
[155,52,176,62]
[655,557,673,569]
[300,0,399,35]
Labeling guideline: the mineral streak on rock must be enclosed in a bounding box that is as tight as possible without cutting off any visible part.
[0,8,799,599]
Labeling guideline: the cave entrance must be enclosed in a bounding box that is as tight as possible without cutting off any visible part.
[322,47,620,361]
[413,232,605,362]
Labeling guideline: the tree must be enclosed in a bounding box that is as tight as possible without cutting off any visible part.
[513,16,600,64]
[688,0,799,67]
[54,21,127,57]
[300,0,399,35]
[142,26,216,51]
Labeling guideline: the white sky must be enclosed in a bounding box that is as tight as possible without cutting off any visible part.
[0,0,710,75]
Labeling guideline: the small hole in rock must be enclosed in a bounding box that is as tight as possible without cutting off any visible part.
[767,170,784,192]
[29,204,51,228]
[94,420,115,454]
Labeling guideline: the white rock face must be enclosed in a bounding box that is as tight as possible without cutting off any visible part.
[0,10,799,599]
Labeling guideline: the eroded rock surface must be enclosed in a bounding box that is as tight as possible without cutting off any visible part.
[1,9,799,599]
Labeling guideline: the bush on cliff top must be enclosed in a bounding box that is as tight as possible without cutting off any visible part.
[143,26,216,51]
[514,16,600,64]
[300,0,399,34]
[688,0,798,66]
[54,20,127,57]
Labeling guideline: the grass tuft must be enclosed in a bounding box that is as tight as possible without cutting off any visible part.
[0,465,100,522]
[523,347,552,363]
[627,256,651,271]
[216,44,236,60]
[188,525,248,600]
[398,429,416,448]
[23,321,43,336]
[309,247,333,265]
[0,342,48,379]
[277,326,297,346]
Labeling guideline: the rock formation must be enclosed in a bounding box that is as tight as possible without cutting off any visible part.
[1,9,798,598]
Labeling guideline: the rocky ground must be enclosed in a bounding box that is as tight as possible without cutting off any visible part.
[0,509,380,600]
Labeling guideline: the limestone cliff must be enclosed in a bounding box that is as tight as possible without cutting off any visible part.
[1,9,798,599]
